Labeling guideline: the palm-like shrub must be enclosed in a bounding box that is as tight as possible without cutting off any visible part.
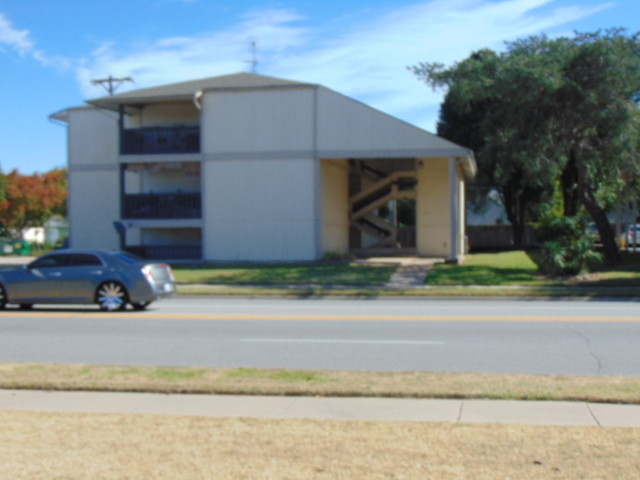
[532,215,602,277]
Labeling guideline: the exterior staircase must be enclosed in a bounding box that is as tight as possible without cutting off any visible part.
[350,168,417,249]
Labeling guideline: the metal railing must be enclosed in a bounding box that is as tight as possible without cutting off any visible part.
[125,245,202,260]
[123,193,201,219]
[121,126,200,154]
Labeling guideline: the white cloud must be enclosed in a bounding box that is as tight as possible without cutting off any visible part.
[0,13,35,55]
[78,7,309,98]
[77,0,613,131]
[0,12,71,69]
[271,0,613,130]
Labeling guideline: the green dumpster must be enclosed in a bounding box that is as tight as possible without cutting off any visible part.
[15,241,32,256]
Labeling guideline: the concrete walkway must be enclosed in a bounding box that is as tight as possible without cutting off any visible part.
[360,257,442,288]
[1,389,638,427]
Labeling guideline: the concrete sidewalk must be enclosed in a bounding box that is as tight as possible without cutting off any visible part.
[1,389,639,427]
[373,257,442,288]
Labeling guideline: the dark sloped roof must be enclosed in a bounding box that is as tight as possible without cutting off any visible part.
[87,72,317,109]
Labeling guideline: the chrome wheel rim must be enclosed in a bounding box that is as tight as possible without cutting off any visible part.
[97,282,126,311]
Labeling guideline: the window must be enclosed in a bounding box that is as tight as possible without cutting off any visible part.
[29,254,69,269]
[68,254,103,267]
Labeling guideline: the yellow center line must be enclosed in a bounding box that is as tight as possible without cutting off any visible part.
[3,312,640,322]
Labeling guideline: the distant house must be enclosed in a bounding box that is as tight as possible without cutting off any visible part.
[51,73,475,262]
[22,216,69,246]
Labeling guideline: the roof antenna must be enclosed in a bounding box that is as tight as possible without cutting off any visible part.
[91,75,134,96]
[246,40,258,74]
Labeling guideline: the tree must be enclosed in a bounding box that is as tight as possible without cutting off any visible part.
[412,29,640,265]
[0,171,7,205]
[0,169,67,238]
[412,48,560,246]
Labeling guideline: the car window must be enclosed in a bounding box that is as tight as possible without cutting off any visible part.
[29,254,69,269]
[111,252,143,265]
[67,254,103,267]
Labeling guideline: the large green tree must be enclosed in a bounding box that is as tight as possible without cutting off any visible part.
[412,29,640,265]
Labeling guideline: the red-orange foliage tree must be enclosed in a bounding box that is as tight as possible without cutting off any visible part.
[0,169,67,238]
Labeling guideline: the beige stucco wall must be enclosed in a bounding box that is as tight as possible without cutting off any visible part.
[416,157,467,260]
[416,157,451,257]
[455,170,466,258]
[124,163,200,194]
[66,107,120,250]
[124,102,199,128]
[320,159,349,256]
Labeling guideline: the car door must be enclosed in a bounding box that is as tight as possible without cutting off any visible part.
[57,253,107,302]
[9,253,71,302]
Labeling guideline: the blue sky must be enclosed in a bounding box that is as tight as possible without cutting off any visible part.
[1,0,639,174]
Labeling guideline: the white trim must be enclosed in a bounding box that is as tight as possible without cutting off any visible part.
[449,157,459,263]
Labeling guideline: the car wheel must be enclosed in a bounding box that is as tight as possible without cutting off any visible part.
[19,304,33,310]
[0,284,6,310]
[96,282,128,311]
[132,301,150,311]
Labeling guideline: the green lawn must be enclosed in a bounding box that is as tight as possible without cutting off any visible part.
[171,251,640,289]
[425,250,550,286]
[426,250,640,287]
[172,262,397,286]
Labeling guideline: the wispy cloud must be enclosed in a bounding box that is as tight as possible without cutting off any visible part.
[77,0,612,130]
[77,7,308,97]
[0,12,35,55]
[0,12,70,68]
[271,0,614,128]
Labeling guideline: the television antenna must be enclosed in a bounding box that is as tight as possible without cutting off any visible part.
[91,75,134,95]
[246,40,258,74]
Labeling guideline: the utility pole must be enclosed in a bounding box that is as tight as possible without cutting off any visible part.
[91,75,133,95]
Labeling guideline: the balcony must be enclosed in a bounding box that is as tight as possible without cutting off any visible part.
[123,193,201,219]
[121,126,200,154]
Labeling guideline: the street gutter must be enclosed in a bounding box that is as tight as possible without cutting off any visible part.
[177,284,640,299]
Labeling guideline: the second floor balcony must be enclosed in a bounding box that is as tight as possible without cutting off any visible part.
[121,126,200,155]
[123,193,201,219]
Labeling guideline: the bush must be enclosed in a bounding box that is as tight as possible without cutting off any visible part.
[532,215,602,277]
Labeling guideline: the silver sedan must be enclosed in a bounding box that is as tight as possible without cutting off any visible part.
[0,250,176,311]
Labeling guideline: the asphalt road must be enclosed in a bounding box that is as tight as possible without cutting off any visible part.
[1,297,639,376]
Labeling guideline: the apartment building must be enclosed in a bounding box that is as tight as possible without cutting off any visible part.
[52,72,475,262]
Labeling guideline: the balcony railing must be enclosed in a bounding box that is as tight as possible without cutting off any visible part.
[121,126,200,154]
[125,245,202,260]
[123,193,201,219]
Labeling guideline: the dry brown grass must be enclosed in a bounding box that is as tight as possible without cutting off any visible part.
[1,363,639,404]
[1,410,638,480]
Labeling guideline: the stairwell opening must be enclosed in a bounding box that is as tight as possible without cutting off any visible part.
[348,158,417,257]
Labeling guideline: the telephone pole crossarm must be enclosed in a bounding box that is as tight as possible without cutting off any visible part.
[91,76,134,95]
